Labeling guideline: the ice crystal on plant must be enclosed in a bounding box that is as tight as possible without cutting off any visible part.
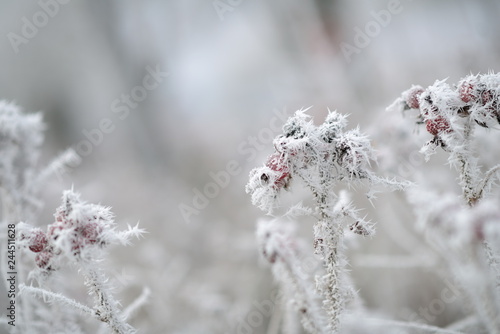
[389,73,500,205]
[246,109,407,214]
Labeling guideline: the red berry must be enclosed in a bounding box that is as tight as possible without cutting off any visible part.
[28,230,48,253]
[265,153,290,188]
[458,80,477,103]
[425,116,451,136]
[405,86,424,109]
[35,251,52,269]
[80,222,101,244]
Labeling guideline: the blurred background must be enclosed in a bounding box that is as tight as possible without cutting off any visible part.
[1,0,500,333]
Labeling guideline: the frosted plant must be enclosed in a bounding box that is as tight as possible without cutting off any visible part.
[18,190,145,334]
[0,101,146,334]
[388,73,500,333]
[388,73,500,206]
[247,109,408,333]
[408,189,500,333]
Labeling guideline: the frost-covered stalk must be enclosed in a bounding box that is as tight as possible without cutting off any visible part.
[257,219,327,333]
[247,110,407,333]
[18,190,144,334]
[84,267,134,334]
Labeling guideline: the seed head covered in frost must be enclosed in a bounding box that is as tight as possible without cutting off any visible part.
[389,73,500,205]
[390,73,500,156]
[18,189,144,274]
[17,190,144,334]
[246,109,401,214]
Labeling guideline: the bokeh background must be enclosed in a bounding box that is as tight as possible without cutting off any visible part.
[1,0,500,333]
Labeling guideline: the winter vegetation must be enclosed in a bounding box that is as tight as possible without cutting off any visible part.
[1,1,500,333]
[247,110,409,333]
[246,74,500,333]
[0,102,146,333]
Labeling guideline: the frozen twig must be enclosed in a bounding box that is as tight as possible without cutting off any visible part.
[19,284,94,316]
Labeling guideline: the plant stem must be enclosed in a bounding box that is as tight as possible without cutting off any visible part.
[457,122,478,206]
[84,267,135,334]
[311,182,344,333]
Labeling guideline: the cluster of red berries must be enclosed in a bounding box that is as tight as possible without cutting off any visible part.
[457,76,500,127]
[458,77,495,105]
[19,228,52,270]
[19,228,51,269]
[51,206,105,252]
[402,74,500,137]
[403,85,453,137]
[20,194,109,270]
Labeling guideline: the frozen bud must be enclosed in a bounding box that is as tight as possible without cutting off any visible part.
[457,76,479,103]
[319,111,348,143]
[418,91,440,118]
[425,116,451,136]
[403,85,425,109]
[335,129,373,176]
[18,225,48,253]
[349,221,374,236]
[80,221,102,245]
[282,110,314,139]
[265,153,291,189]
[29,230,48,253]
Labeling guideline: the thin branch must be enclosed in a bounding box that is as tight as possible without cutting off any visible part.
[475,164,500,201]
[122,287,151,321]
[19,284,94,316]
